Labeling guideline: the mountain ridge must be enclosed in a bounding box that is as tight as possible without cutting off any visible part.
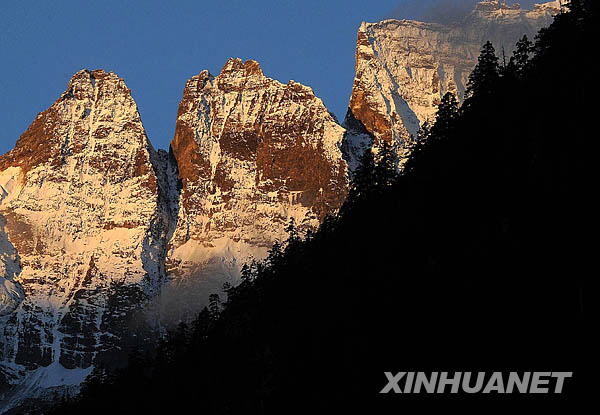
[0,0,564,411]
[0,68,170,409]
[0,58,348,410]
[343,0,563,166]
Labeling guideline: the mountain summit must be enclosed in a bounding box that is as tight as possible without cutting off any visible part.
[0,1,564,410]
[343,0,563,167]
[0,69,169,406]
[0,61,348,408]
[163,57,348,318]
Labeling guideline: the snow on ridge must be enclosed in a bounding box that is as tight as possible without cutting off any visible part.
[0,68,171,410]
[0,2,560,403]
[1,56,351,409]
[164,57,348,322]
[343,0,559,167]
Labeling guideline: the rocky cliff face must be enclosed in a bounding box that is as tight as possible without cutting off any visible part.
[0,70,170,406]
[162,59,347,318]
[343,0,564,167]
[0,3,564,408]
[0,61,348,408]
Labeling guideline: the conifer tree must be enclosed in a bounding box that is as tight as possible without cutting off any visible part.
[466,41,500,100]
[45,3,595,413]
[430,92,459,140]
[265,241,285,271]
[208,294,222,320]
[416,121,431,143]
[373,140,399,189]
[506,35,533,78]
[190,307,212,344]
[284,217,300,244]
[349,147,376,199]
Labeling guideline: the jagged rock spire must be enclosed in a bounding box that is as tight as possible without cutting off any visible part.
[0,69,168,387]
[166,57,347,308]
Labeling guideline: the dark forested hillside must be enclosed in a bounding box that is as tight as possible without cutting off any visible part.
[47,1,594,413]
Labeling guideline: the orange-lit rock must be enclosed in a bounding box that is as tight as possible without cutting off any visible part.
[166,58,348,309]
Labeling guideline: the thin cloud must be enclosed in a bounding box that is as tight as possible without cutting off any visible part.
[387,0,544,25]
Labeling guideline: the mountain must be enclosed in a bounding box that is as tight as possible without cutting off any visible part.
[162,58,347,319]
[0,69,171,407]
[0,62,347,410]
[0,0,567,411]
[343,0,565,167]
[43,1,595,412]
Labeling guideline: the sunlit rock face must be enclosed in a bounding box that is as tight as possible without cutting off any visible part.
[164,59,348,318]
[0,70,170,404]
[343,0,564,168]
[1,2,563,402]
[0,60,349,407]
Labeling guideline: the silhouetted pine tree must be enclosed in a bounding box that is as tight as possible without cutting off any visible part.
[430,92,459,140]
[404,92,459,179]
[349,147,375,199]
[284,217,300,245]
[46,2,595,413]
[504,35,533,79]
[465,41,500,101]
[187,307,212,349]
[208,294,222,320]
[373,139,398,189]
[416,120,431,143]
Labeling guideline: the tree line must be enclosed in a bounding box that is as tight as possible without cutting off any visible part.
[45,1,594,413]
